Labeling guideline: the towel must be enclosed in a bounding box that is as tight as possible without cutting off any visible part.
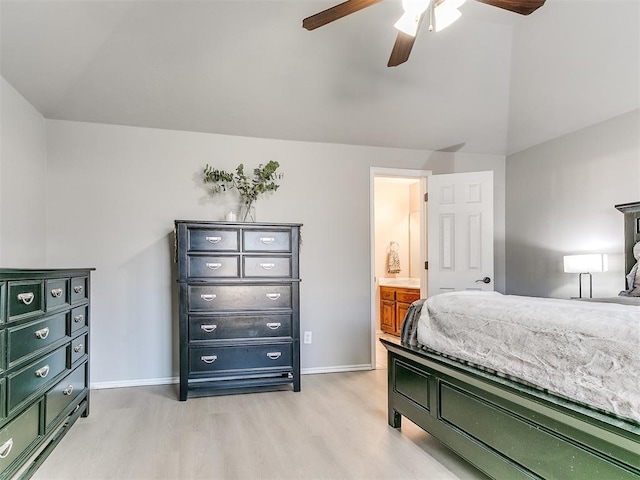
[387,242,401,274]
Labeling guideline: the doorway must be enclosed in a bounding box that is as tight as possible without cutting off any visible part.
[369,167,430,369]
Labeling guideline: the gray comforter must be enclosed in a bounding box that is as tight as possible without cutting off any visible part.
[411,291,640,424]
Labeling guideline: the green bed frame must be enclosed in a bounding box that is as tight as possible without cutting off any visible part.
[381,338,640,480]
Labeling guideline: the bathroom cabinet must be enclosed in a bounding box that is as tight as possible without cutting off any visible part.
[379,286,420,336]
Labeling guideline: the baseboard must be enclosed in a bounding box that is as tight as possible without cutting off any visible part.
[91,365,374,390]
[91,377,178,390]
[301,364,373,375]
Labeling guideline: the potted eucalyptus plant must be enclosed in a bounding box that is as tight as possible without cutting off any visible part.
[202,160,282,222]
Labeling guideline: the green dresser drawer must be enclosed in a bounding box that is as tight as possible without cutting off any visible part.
[70,277,88,305]
[8,347,68,415]
[70,334,87,365]
[45,278,69,311]
[45,366,85,430]
[0,379,5,421]
[8,313,68,367]
[243,230,291,252]
[70,305,87,333]
[0,402,40,476]
[7,281,43,321]
[0,281,5,323]
[0,331,4,375]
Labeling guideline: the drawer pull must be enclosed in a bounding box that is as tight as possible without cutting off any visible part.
[74,314,84,324]
[266,322,281,330]
[260,263,276,270]
[74,285,84,294]
[200,294,217,302]
[266,352,282,360]
[35,365,50,378]
[63,384,74,396]
[200,355,218,364]
[200,324,218,333]
[74,343,84,353]
[51,288,64,298]
[266,293,281,300]
[259,237,275,245]
[0,438,13,459]
[17,292,35,305]
[205,262,222,270]
[35,327,50,340]
[205,236,222,244]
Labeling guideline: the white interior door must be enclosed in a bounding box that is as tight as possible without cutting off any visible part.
[427,171,494,296]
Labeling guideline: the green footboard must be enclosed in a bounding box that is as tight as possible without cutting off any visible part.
[382,339,640,480]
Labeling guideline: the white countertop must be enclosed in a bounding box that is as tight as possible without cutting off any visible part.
[378,277,420,289]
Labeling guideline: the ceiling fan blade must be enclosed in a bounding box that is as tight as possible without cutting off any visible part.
[303,0,384,30]
[387,12,426,67]
[473,0,546,15]
[387,32,417,67]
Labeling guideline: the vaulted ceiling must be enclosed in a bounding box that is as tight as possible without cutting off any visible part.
[1,0,638,155]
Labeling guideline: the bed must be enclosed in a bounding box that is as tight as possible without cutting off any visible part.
[381,202,640,480]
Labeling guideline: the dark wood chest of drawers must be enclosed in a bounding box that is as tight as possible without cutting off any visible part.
[175,221,301,400]
[0,268,92,479]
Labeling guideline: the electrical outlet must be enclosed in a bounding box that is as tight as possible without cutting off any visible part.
[303,331,312,344]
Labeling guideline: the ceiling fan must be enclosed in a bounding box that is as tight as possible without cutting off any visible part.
[302,0,546,67]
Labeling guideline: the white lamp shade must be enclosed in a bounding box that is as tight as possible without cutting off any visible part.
[563,254,609,273]
[395,0,431,36]
[434,0,465,32]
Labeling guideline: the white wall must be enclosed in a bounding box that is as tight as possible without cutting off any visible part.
[45,119,506,386]
[0,77,47,266]
[374,180,412,282]
[506,0,640,154]
[505,109,640,299]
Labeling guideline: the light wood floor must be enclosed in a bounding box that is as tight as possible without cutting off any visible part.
[32,356,489,479]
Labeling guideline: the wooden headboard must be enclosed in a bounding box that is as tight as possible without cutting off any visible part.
[615,201,640,278]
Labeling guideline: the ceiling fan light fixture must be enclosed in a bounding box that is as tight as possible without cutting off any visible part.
[434,0,465,32]
[394,0,431,36]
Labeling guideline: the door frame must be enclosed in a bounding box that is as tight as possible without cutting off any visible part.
[369,167,431,369]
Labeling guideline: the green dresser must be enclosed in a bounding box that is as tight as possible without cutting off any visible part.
[0,268,92,480]
[175,221,301,400]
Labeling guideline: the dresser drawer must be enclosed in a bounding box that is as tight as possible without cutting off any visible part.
[380,287,395,301]
[243,256,292,278]
[0,332,4,375]
[70,334,88,364]
[190,343,293,374]
[8,347,68,415]
[45,278,69,311]
[189,228,239,252]
[70,305,87,333]
[243,230,291,252]
[396,290,420,303]
[0,402,40,476]
[189,285,292,311]
[70,277,88,304]
[188,255,240,278]
[0,282,5,323]
[0,379,5,420]
[45,366,85,429]
[189,314,292,341]
[7,313,68,367]
[7,281,43,321]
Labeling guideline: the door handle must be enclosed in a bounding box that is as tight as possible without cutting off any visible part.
[475,277,491,284]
